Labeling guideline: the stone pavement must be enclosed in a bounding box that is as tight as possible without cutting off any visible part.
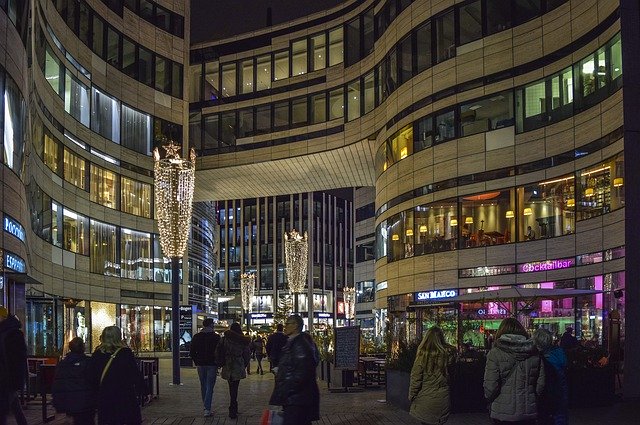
[9,358,639,424]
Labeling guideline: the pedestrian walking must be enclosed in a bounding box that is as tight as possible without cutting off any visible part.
[408,326,455,425]
[87,326,149,425]
[533,329,568,425]
[216,322,251,419]
[189,318,221,417]
[0,307,28,425]
[266,323,288,373]
[269,314,320,425]
[484,318,545,425]
[52,337,95,424]
[253,335,266,374]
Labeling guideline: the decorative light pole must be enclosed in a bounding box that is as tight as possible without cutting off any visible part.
[240,273,256,333]
[284,230,308,315]
[153,142,196,385]
[343,285,356,327]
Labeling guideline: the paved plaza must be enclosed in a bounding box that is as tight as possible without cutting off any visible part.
[9,358,639,424]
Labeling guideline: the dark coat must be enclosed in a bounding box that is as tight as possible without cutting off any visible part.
[189,328,221,366]
[0,315,27,413]
[539,346,569,417]
[269,332,320,421]
[87,347,146,425]
[216,330,251,381]
[52,352,95,414]
[265,331,288,366]
[484,334,545,422]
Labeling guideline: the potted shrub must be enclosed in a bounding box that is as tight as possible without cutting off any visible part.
[385,338,419,411]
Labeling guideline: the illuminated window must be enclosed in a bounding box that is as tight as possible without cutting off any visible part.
[90,219,118,275]
[43,133,60,174]
[90,164,117,209]
[63,208,89,255]
[63,148,86,189]
[121,177,151,218]
[121,228,152,280]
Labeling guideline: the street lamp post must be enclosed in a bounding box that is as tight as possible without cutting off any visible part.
[343,285,356,327]
[153,142,196,386]
[240,273,256,333]
[284,230,308,315]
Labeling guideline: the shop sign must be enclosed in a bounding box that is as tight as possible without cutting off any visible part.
[250,313,273,319]
[477,307,508,316]
[519,258,574,273]
[5,252,26,273]
[415,289,458,301]
[316,312,331,318]
[3,216,25,242]
[459,265,516,278]
[376,281,388,291]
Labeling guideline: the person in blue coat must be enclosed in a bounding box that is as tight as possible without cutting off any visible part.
[533,328,568,425]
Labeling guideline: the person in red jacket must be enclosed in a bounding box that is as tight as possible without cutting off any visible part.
[189,318,221,417]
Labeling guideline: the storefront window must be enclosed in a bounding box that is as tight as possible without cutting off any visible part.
[518,174,575,241]
[121,228,152,280]
[63,148,87,189]
[43,132,61,175]
[65,72,90,126]
[90,219,118,276]
[91,302,117,351]
[329,27,343,67]
[460,91,514,136]
[121,105,151,154]
[577,153,624,221]
[90,164,117,209]
[121,177,151,218]
[460,190,514,248]
[153,234,171,283]
[291,39,307,76]
[119,305,171,352]
[63,208,89,254]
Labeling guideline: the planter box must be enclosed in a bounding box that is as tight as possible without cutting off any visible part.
[386,369,411,411]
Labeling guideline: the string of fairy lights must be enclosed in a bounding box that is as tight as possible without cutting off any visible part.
[240,272,256,312]
[284,229,308,294]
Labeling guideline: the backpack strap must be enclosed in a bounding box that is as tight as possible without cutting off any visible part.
[100,347,124,385]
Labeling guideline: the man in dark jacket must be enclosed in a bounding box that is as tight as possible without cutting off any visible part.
[265,323,288,373]
[0,307,27,425]
[269,314,320,425]
[52,337,95,424]
[189,318,221,417]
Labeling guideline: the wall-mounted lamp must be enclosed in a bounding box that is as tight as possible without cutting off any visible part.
[613,177,624,187]
[505,210,514,219]
[419,225,428,233]
[450,219,458,227]
[406,229,414,236]
[391,234,399,241]
[464,217,473,225]
[523,208,533,216]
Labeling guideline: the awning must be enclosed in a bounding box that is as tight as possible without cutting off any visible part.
[445,287,602,303]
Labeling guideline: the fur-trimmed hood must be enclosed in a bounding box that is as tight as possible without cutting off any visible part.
[495,334,537,360]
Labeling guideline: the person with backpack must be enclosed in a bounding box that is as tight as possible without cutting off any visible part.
[408,326,456,425]
[252,335,266,375]
[215,322,251,419]
[87,326,149,425]
[52,337,95,424]
[533,328,568,425]
[484,318,545,425]
[189,318,221,417]
[0,306,27,425]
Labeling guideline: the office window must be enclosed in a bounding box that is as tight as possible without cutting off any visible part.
[78,3,91,46]
[189,112,202,150]
[45,47,62,95]
[221,62,236,97]
[329,88,344,120]
[329,27,343,66]
[390,125,413,162]
[363,7,374,55]
[171,62,183,98]
[274,50,289,81]
[204,61,219,100]
[239,59,254,95]
[310,93,326,124]
[121,105,151,154]
[345,17,361,67]
[399,35,413,84]
[155,5,171,31]
[155,56,170,93]
[63,208,89,255]
[138,47,153,86]
[435,110,455,143]
[43,133,61,174]
[92,14,105,57]
[363,71,375,114]
[256,55,271,91]
[3,76,26,171]
[121,229,152,280]
[63,148,87,190]
[291,97,308,126]
[121,177,151,218]
[139,0,154,20]
[415,116,433,152]
[513,0,541,25]
[220,111,236,146]
[524,81,546,118]
[255,104,272,134]
[188,64,202,102]
[90,164,117,209]
[459,91,514,136]
[90,219,118,276]
[122,37,137,78]
[435,11,455,63]
[203,114,220,149]
[549,68,573,122]
[106,26,121,68]
[458,0,482,45]
[273,101,289,129]
[610,36,622,81]
[64,72,90,126]
[486,0,511,35]
[311,33,326,71]
[238,108,254,138]
[291,39,307,76]
[384,48,398,96]
[347,79,361,122]
[416,22,432,73]
[91,88,121,143]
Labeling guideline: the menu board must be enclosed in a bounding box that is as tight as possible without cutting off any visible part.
[333,326,360,370]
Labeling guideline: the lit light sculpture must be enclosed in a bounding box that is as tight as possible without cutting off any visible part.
[154,141,196,385]
[284,230,308,314]
[343,285,356,326]
[240,273,256,332]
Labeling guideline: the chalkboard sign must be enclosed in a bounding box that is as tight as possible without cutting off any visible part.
[334,326,360,370]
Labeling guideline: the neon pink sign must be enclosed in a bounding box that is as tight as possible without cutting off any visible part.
[518,258,574,273]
